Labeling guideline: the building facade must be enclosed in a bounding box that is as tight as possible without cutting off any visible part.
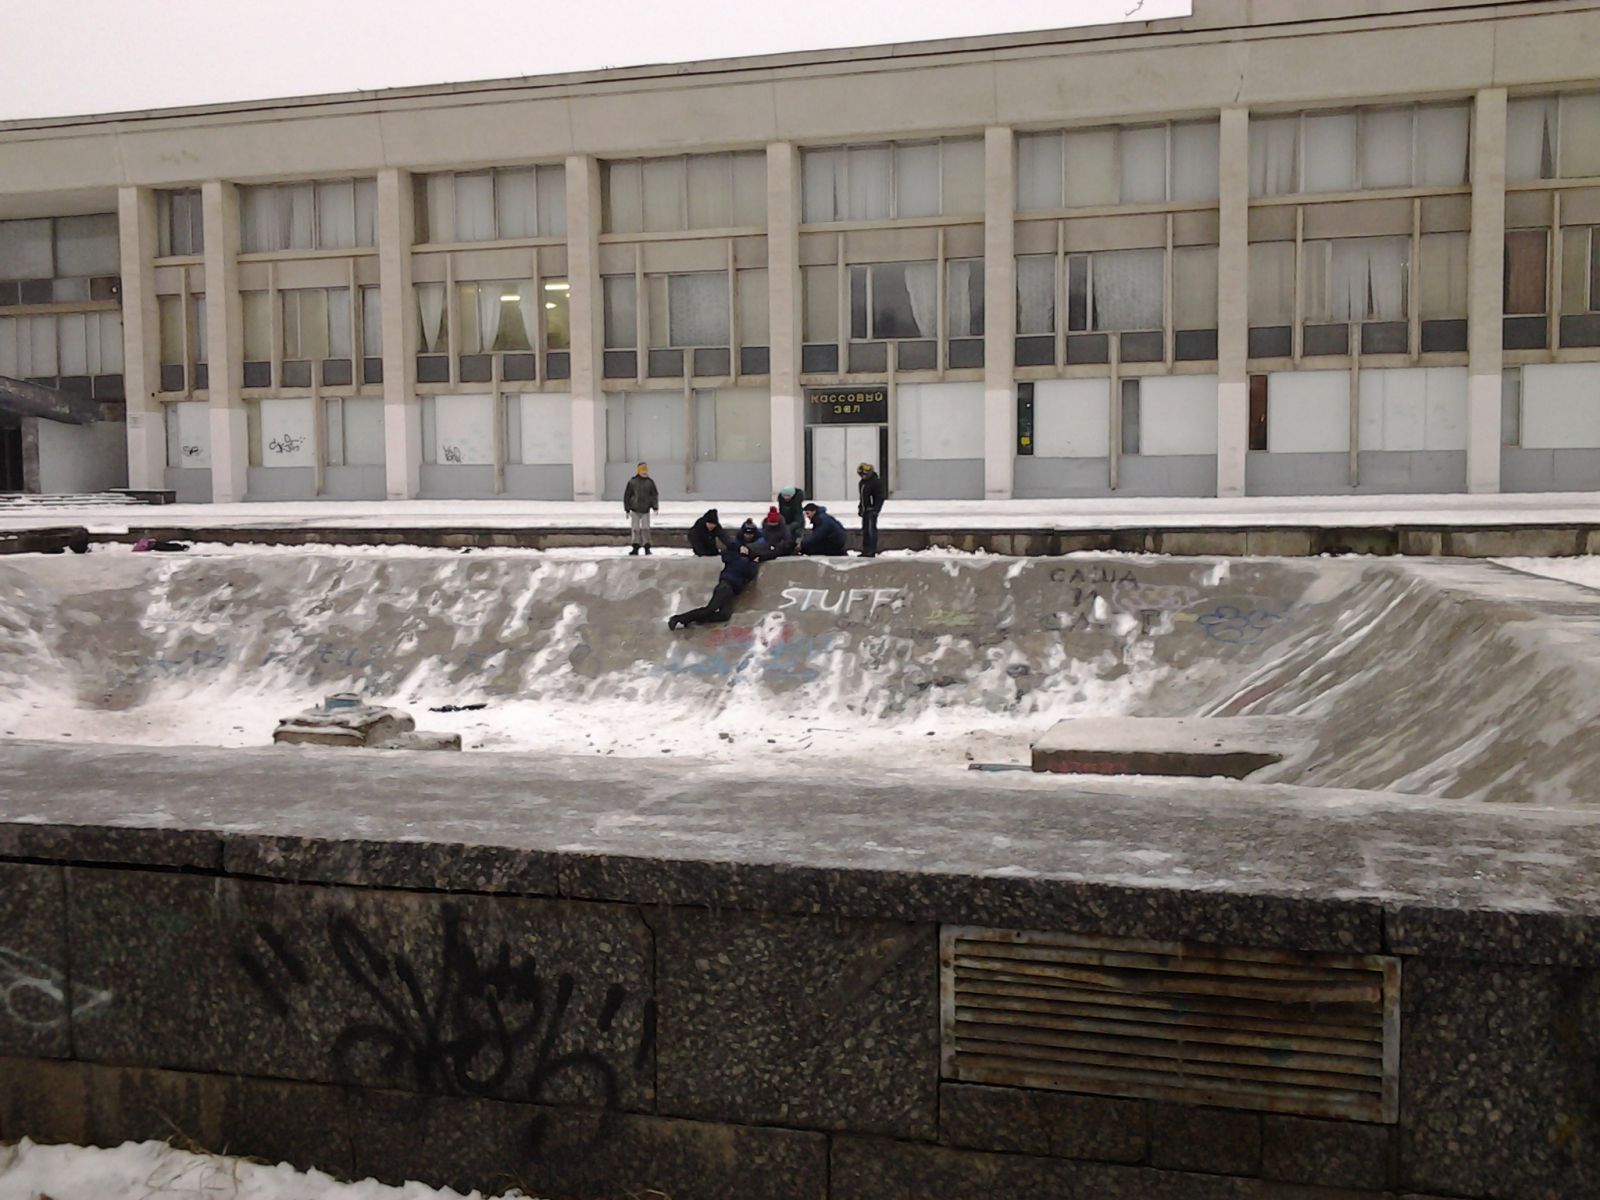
[2,0,1599,504]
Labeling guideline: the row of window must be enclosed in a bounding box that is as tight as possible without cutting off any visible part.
[0,311,124,379]
[0,214,120,290]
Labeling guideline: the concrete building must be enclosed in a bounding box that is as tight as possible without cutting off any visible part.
[1,0,1599,505]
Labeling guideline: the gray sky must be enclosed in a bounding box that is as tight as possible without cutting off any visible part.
[0,0,1191,122]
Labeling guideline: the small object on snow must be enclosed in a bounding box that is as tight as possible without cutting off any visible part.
[718,731,733,742]
[429,702,488,713]
[274,700,459,751]
[324,692,363,710]
[132,537,190,552]
[967,763,1032,772]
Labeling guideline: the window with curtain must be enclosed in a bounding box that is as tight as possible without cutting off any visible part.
[1504,229,1549,315]
[603,276,637,348]
[415,283,448,354]
[1015,254,1055,335]
[1250,103,1469,197]
[801,137,985,222]
[1301,237,1410,323]
[1559,93,1600,179]
[694,387,770,462]
[1248,242,1296,326]
[456,281,536,353]
[603,153,764,234]
[416,166,565,243]
[848,261,937,339]
[646,272,730,348]
[1507,96,1558,183]
[281,288,351,361]
[802,264,838,342]
[1420,233,1469,320]
[1088,248,1165,331]
[543,279,571,350]
[241,291,272,361]
[1016,121,1220,211]
[946,259,984,338]
[157,190,203,257]
[360,287,382,357]
[239,181,377,252]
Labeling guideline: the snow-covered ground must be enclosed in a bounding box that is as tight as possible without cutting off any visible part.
[1496,555,1600,591]
[0,1140,529,1200]
[9,490,1600,533]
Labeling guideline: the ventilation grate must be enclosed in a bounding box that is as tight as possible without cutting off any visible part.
[941,927,1399,1122]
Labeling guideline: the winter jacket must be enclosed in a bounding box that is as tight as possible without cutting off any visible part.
[800,505,848,555]
[717,544,761,595]
[858,470,886,517]
[688,509,728,557]
[623,475,659,515]
[755,516,794,560]
[735,519,762,548]
[777,488,807,538]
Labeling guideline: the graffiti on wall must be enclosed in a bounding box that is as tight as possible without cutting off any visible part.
[0,948,112,1031]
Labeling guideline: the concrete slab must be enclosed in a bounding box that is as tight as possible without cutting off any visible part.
[1031,716,1312,778]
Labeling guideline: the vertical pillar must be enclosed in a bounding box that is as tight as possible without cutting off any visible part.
[1216,106,1250,498]
[566,154,606,501]
[983,126,1017,500]
[1468,88,1508,494]
[767,141,805,493]
[377,168,419,499]
[117,186,164,490]
[201,180,245,503]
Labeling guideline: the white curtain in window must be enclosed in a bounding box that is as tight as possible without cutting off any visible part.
[604,276,637,348]
[946,260,983,338]
[518,282,542,354]
[55,214,119,277]
[1171,122,1220,202]
[1559,93,1600,179]
[688,154,734,230]
[1173,246,1218,328]
[1360,109,1414,189]
[940,138,985,217]
[847,146,892,220]
[670,272,730,347]
[1416,105,1471,187]
[1064,129,1118,207]
[801,150,843,224]
[1248,242,1296,326]
[416,283,447,354]
[894,143,941,218]
[536,166,566,237]
[495,170,539,239]
[1016,254,1056,335]
[454,174,495,241]
[1507,97,1558,182]
[238,189,272,253]
[327,288,352,358]
[1310,237,1408,322]
[1302,112,1358,193]
[904,261,937,338]
[476,284,503,353]
[1092,248,1163,331]
[1249,117,1300,197]
[1120,126,1168,204]
[604,162,643,235]
[642,158,685,232]
[316,182,357,249]
[284,185,316,250]
[1015,133,1064,211]
[1420,233,1469,319]
[423,175,453,243]
[361,287,382,357]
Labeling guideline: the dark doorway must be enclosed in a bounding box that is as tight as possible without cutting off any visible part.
[0,422,22,492]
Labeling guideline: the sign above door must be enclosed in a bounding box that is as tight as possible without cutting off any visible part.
[806,386,887,425]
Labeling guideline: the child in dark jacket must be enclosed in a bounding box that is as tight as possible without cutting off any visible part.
[799,503,848,555]
[669,543,760,629]
[687,509,729,557]
[755,506,794,559]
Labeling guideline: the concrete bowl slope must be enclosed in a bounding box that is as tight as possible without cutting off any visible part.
[2,553,1600,1198]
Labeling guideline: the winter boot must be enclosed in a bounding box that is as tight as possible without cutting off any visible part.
[643,545,652,555]
[630,544,640,556]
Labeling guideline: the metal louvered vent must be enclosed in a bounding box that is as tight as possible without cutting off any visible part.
[941,927,1399,1123]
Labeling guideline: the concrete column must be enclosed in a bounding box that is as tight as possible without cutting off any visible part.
[767,141,805,493]
[201,180,245,503]
[117,186,164,490]
[983,126,1016,500]
[566,154,606,501]
[1468,88,1508,494]
[1216,107,1250,498]
[377,168,419,499]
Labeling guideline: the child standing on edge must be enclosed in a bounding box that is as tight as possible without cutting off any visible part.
[623,462,659,556]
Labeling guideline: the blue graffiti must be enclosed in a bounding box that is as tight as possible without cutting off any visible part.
[1197,605,1287,644]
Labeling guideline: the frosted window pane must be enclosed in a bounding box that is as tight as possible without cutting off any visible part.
[423,175,453,243]
[1248,242,1295,326]
[646,275,669,349]
[624,391,688,463]
[238,188,273,253]
[158,296,184,366]
[894,142,940,218]
[1016,133,1064,211]
[732,152,767,226]
[495,169,539,239]
[454,174,495,242]
[737,269,769,345]
[1507,97,1558,182]
[285,185,316,250]
[1303,112,1358,193]
[1360,109,1414,189]
[1064,129,1118,207]
[55,214,119,277]
[315,181,357,249]
[1173,245,1218,328]
[603,276,637,348]
[688,155,734,229]
[259,398,317,467]
[1016,254,1056,335]
[1560,93,1600,178]
[669,272,729,347]
[802,264,838,342]
[1249,117,1300,197]
[604,161,643,234]
[354,180,377,246]
[643,158,685,232]
[361,288,382,356]
[0,219,51,278]
[518,392,572,465]
[801,150,842,224]
[434,393,496,465]
[537,165,566,237]
[870,261,936,339]
[327,288,352,358]
[946,259,984,339]
[342,396,385,465]
[1417,105,1470,187]
[1120,126,1168,204]
[940,137,984,217]
[1420,232,1469,320]
[1092,248,1163,331]
[1171,122,1220,202]
[846,146,892,220]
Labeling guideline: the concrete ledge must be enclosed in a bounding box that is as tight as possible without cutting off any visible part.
[1031,717,1311,778]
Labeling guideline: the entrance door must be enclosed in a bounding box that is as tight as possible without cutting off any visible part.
[808,425,883,503]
